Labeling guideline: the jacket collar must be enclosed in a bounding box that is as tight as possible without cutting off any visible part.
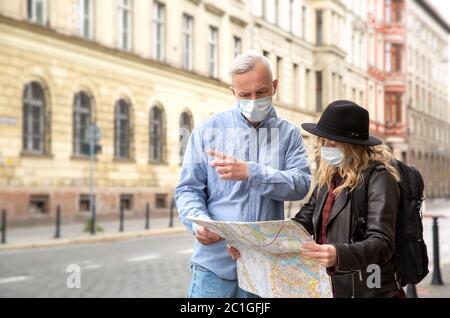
[327,188,350,227]
[313,186,350,236]
[313,187,327,236]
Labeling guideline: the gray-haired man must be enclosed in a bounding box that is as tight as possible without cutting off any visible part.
[175,51,312,298]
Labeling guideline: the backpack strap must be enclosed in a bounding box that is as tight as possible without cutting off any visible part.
[350,162,387,243]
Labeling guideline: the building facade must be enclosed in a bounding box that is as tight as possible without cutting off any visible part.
[0,0,449,226]
[0,0,256,225]
[367,0,450,199]
[251,0,384,170]
[406,0,450,199]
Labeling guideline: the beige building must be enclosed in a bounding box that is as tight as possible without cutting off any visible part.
[0,0,256,225]
[405,0,450,198]
[0,0,315,226]
[0,0,449,226]
[250,0,383,167]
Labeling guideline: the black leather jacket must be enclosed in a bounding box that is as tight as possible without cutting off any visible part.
[294,168,401,298]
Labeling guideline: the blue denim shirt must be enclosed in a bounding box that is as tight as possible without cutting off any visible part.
[175,104,312,280]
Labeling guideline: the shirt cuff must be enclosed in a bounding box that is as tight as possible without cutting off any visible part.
[247,162,265,190]
[190,214,211,236]
[192,222,199,236]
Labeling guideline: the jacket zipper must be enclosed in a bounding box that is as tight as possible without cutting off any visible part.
[351,273,356,298]
[351,270,363,298]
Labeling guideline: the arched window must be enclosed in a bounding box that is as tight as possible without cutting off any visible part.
[149,106,165,163]
[114,99,131,159]
[73,92,92,156]
[23,82,46,154]
[179,111,193,164]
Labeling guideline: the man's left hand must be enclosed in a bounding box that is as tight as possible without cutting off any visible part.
[207,150,249,181]
[301,242,337,268]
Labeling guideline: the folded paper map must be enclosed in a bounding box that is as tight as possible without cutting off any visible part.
[187,217,333,298]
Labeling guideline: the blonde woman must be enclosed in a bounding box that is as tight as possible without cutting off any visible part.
[228,100,404,298]
[296,100,404,298]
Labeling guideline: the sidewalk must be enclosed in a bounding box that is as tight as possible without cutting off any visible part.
[415,198,450,297]
[422,198,450,266]
[417,262,450,298]
[0,216,186,251]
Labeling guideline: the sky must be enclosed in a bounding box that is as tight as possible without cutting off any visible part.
[427,0,450,99]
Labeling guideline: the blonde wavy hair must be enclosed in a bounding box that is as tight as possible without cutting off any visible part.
[315,138,401,196]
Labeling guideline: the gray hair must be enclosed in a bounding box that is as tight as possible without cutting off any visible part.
[229,50,273,80]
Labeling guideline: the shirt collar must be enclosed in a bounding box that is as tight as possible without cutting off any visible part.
[332,173,344,187]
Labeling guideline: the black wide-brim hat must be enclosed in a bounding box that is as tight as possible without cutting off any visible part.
[302,100,382,146]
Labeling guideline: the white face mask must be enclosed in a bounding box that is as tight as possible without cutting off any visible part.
[321,147,345,167]
[239,96,273,122]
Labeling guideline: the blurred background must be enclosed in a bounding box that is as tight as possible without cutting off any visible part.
[0,0,449,298]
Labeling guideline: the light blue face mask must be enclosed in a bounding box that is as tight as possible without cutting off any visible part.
[239,96,273,122]
[321,147,345,167]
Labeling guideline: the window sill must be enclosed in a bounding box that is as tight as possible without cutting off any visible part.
[113,158,136,163]
[29,213,51,218]
[383,21,404,27]
[20,151,54,159]
[148,160,169,166]
[71,154,97,161]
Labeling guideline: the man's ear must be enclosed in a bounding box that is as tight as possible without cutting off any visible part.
[272,80,279,96]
